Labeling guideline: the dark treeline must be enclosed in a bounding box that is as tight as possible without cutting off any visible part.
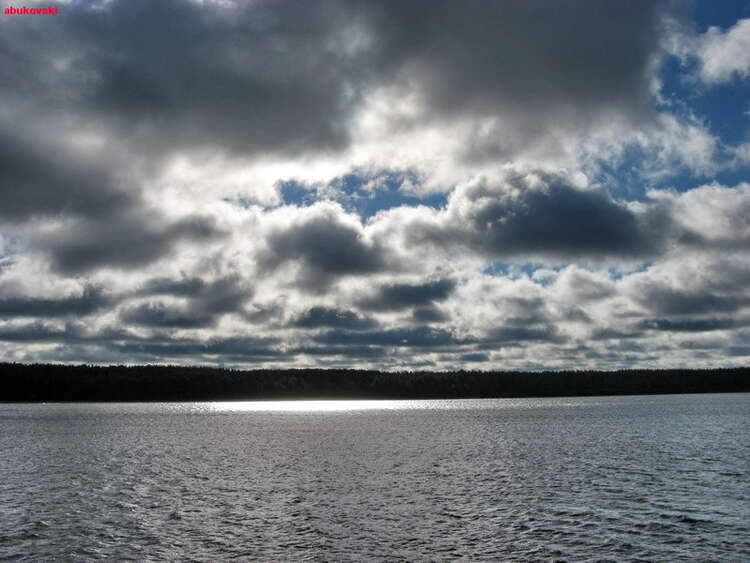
[1,363,749,402]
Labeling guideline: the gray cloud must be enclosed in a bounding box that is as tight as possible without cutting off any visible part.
[411,306,449,324]
[380,170,675,266]
[314,327,464,348]
[634,286,749,316]
[360,0,667,159]
[457,352,489,363]
[589,328,644,341]
[0,322,280,363]
[0,321,130,343]
[555,267,616,301]
[292,307,376,330]
[35,212,222,275]
[388,1,663,113]
[122,276,252,328]
[0,286,110,318]
[113,336,281,360]
[494,295,551,327]
[0,0,674,165]
[450,177,666,261]
[483,325,564,346]
[2,0,749,370]
[1,0,371,158]
[258,206,392,290]
[186,276,253,316]
[120,303,215,329]
[242,301,286,325]
[637,317,743,333]
[0,129,134,223]
[357,279,456,311]
[0,322,75,342]
[138,277,208,298]
[727,346,750,357]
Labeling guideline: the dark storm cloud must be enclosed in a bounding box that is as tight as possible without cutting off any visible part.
[678,338,726,351]
[634,286,750,316]
[292,307,376,330]
[0,0,371,157]
[589,328,643,341]
[393,171,673,263]
[483,325,564,345]
[1,0,679,294]
[35,213,223,275]
[120,304,215,329]
[122,276,252,328]
[0,0,671,160]
[1,35,227,276]
[458,352,489,363]
[0,322,72,342]
[357,279,456,311]
[637,317,743,332]
[0,321,279,361]
[314,327,464,348]
[138,277,207,298]
[259,207,392,290]
[455,181,665,260]
[360,0,667,156]
[138,275,251,312]
[0,321,130,343]
[411,306,449,324]
[375,0,663,114]
[0,286,110,318]
[727,346,750,357]
[183,276,253,315]
[113,337,281,360]
[0,130,134,223]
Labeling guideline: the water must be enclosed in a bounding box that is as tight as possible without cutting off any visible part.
[1,394,748,561]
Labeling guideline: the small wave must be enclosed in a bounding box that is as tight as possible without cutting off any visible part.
[678,515,709,524]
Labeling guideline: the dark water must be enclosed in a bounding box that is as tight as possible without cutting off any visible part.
[1,394,748,562]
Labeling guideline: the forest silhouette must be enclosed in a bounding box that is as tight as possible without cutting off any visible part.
[1,363,748,402]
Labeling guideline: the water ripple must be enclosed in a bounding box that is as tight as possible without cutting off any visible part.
[1,394,748,561]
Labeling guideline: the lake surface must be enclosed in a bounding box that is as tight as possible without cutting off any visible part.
[1,394,748,561]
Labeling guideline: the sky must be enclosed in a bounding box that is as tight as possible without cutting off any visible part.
[1,0,750,370]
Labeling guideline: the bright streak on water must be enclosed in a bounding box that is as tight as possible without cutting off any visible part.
[209,399,403,412]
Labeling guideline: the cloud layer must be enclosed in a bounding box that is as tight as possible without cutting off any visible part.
[1,1,749,369]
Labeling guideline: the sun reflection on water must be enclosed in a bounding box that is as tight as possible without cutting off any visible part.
[210,399,403,412]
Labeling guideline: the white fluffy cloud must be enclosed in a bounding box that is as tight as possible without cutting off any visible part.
[694,18,750,84]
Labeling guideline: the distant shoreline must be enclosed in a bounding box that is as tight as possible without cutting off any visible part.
[1,363,748,402]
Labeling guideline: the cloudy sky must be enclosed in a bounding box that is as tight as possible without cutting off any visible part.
[1,0,750,370]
